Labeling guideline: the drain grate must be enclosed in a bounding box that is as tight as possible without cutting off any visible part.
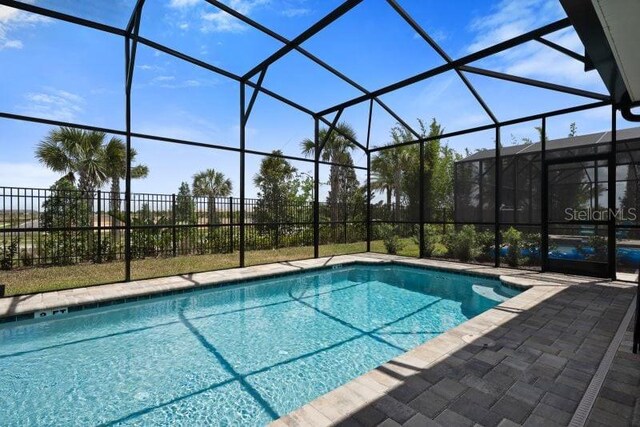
[568,295,637,427]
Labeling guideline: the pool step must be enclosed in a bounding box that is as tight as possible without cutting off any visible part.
[471,283,513,303]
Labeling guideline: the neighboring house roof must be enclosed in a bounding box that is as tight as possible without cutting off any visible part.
[459,126,640,163]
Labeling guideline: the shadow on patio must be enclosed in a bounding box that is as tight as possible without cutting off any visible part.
[276,279,635,427]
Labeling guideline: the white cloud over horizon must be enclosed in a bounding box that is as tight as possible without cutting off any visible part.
[0,3,50,50]
[0,162,59,189]
[18,87,85,122]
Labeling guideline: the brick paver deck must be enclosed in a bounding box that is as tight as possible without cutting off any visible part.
[586,314,640,427]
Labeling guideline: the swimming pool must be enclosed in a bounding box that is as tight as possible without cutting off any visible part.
[0,263,518,426]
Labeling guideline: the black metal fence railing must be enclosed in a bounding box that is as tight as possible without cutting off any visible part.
[0,186,370,270]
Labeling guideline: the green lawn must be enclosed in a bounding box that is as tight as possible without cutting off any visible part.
[0,239,417,296]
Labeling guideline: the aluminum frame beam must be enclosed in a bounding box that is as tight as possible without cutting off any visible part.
[318,19,574,116]
[386,0,498,125]
[243,0,363,80]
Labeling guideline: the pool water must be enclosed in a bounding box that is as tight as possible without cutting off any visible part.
[0,264,517,426]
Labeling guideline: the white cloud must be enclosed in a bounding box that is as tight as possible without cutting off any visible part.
[138,74,219,89]
[281,8,310,18]
[168,0,200,8]
[201,9,246,33]
[152,75,176,83]
[18,87,85,122]
[0,4,50,51]
[411,76,455,110]
[467,0,563,53]
[2,39,22,49]
[165,0,271,34]
[466,1,605,91]
[0,162,59,189]
[137,64,163,71]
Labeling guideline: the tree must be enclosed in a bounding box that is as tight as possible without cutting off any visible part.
[372,118,455,222]
[254,151,299,241]
[103,137,149,218]
[192,168,233,226]
[36,127,108,196]
[300,122,359,222]
[36,127,150,259]
[176,182,195,224]
[41,179,91,265]
[371,149,394,207]
[36,127,149,216]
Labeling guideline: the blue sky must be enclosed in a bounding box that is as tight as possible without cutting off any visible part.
[0,0,632,199]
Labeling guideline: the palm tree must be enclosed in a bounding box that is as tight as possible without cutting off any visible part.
[36,127,150,256]
[192,169,233,225]
[35,127,109,196]
[36,128,149,216]
[300,122,357,222]
[371,149,394,207]
[370,125,413,220]
[103,138,149,218]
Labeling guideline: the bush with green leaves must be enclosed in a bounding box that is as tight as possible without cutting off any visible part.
[380,224,405,255]
[41,179,92,265]
[130,205,172,258]
[93,238,119,263]
[476,230,495,262]
[1,238,19,270]
[502,227,523,267]
[20,248,34,267]
[587,234,607,262]
[413,224,443,257]
[451,225,478,262]
[523,232,541,265]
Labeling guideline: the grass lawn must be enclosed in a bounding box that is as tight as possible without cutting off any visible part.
[0,238,417,297]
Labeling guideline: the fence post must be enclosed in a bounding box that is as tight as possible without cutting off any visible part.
[172,193,177,257]
[229,196,233,253]
[343,201,347,244]
[275,202,280,248]
[97,190,102,263]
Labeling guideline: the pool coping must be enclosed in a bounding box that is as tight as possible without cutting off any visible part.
[0,253,555,324]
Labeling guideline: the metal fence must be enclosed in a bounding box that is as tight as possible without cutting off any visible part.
[0,186,368,270]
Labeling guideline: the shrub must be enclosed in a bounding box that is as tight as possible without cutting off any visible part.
[41,180,91,265]
[1,238,18,270]
[451,225,478,262]
[502,227,523,267]
[20,248,34,267]
[93,239,119,263]
[523,232,541,265]
[380,224,404,255]
[413,224,443,257]
[432,242,448,257]
[587,235,607,262]
[476,230,495,262]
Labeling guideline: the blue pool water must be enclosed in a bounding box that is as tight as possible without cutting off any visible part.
[0,264,517,426]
